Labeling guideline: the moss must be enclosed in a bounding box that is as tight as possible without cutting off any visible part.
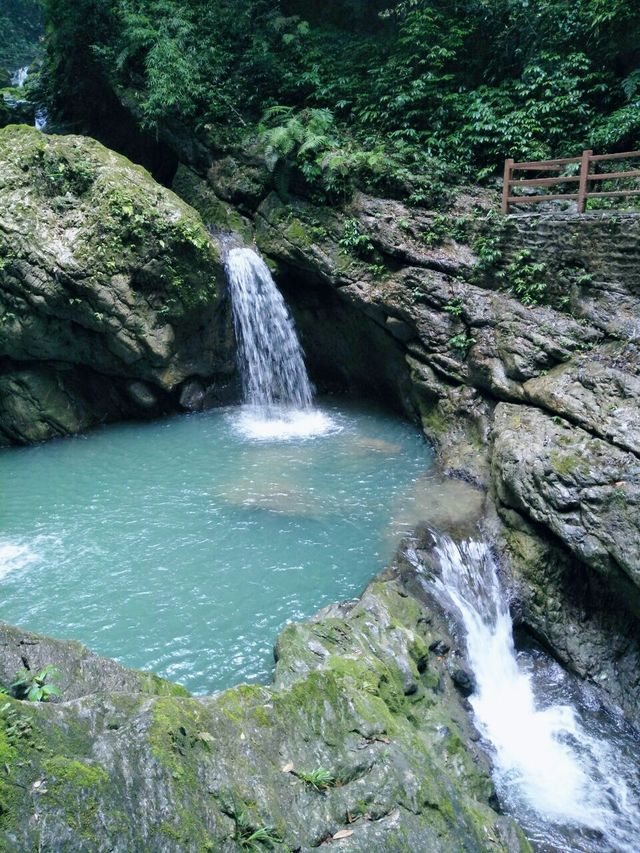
[418,403,448,441]
[550,450,588,478]
[217,684,271,724]
[408,635,430,673]
[44,755,108,789]
[325,655,379,695]
[136,671,190,697]
[367,581,423,628]
[42,756,108,843]
[285,217,312,246]
[147,697,219,849]
[0,714,25,830]
[148,697,206,773]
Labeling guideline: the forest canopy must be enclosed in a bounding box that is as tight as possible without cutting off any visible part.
[0,0,43,70]
[38,0,640,179]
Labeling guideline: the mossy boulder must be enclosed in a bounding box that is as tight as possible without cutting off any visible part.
[0,125,234,444]
[0,566,530,852]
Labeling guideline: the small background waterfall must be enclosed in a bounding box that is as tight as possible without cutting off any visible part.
[10,66,29,87]
[224,247,332,439]
[411,533,640,853]
[8,66,48,130]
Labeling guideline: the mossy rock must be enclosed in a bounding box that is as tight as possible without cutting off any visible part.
[0,569,530,852]
[0,125,234,444]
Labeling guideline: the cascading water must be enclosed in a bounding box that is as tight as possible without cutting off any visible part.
[11,66,29,87]
[35,109,48,131]
[225,247,312,408]
[8,66,47,130]
[224,247,333,439]
[410,532,640,853]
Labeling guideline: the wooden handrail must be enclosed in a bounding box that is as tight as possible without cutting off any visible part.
[510,175,580,187]
[589,169,640,181]
[502,149,640,213]
[590,149,640,162]
[511,156,581,168]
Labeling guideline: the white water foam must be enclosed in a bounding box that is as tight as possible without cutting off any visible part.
[0,540,39,580]
[11,66,29,87]
[412,534,640,852]
[231,406,339,441]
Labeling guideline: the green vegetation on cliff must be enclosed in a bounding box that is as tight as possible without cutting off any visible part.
[39,0,640,188]
[0,0,43,71]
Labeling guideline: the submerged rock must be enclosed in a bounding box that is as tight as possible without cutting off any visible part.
[0,567,530,852]
[0,125,234,445]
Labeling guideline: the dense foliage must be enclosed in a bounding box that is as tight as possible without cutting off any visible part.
[0,0,43,71]
[39,0,640,184]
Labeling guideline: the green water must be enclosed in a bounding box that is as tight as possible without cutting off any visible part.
[0,400,434,694]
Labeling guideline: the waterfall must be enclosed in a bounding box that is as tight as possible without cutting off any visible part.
[223,247,335,440]
[225,247,313,410]
[35,109,48,131]
[11,66,29,87]
[410,533,640,853]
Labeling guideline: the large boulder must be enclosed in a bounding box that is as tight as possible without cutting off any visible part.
[0,125,234,444]
[0,565,530,853]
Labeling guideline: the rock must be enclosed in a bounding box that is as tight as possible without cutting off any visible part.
[0,125,235,444]
[491,506,640,720]
[172,163,254,240]
[0,363,131,445]
[492,403,640,593]
[206,152,270,212]
[523,343,640,455]
[450,666,477,697]
[0,622,188,700]
[127,380,159,411]
[0,568,531,852]
[505,212,640,340]
[178,377,205,410]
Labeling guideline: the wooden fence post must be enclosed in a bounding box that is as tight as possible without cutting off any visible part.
[501,158,514,214]
[577,149,592,213]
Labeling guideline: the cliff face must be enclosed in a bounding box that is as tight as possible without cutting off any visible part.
[0,125,234,445]
[175,160,640,718]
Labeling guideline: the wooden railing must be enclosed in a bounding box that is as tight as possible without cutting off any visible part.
[502,149,640,214]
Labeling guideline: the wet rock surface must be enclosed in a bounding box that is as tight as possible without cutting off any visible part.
[492,403,640,590]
